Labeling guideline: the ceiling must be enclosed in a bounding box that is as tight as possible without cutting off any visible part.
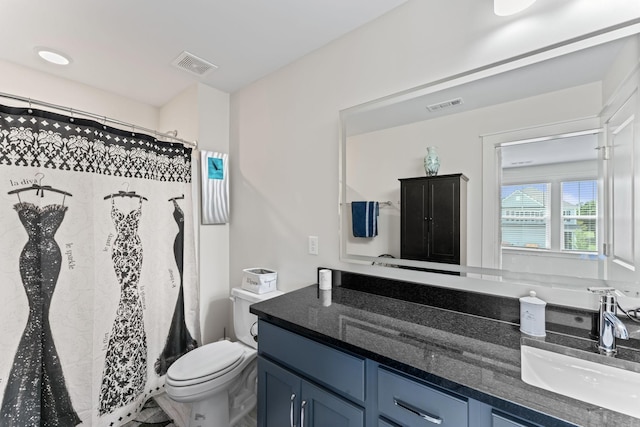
[0,0,408,107]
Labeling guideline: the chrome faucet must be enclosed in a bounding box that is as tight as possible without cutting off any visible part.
[596,293,629,356]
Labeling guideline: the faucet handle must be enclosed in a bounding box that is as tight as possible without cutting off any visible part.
[587,287,624,297]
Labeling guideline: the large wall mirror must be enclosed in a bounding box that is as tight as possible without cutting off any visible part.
[339,21,640,297]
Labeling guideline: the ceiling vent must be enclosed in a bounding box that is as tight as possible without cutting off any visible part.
[426,97,463,112]
[171,51,218,77]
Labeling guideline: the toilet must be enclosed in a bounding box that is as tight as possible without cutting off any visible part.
[165,287,283,427]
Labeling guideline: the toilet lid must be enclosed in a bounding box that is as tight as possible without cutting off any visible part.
[167,340,245,382]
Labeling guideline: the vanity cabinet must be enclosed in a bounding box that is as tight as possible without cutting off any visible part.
[399,174,467,265]
[257,321,365,427]
[257,320,557,427]
[259,357,364,427]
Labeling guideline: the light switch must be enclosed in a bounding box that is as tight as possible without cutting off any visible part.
[308,236,318,255]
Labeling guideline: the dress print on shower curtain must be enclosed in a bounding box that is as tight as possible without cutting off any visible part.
[0,103,199,426]
[155,196,198,376]
[98,196,147,414]
[0,187,81,426]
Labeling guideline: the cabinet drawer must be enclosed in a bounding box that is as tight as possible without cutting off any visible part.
[378,368,468,427]
[258,320,365,402]
[492,413,530,427]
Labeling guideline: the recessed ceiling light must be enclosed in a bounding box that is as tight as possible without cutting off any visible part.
[494,0,536,16]
[35,47,71,65]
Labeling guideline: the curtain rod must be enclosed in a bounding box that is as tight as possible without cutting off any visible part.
[0,91,198,148]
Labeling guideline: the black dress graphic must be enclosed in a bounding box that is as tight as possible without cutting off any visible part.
[99,199,147,415]
[155,199,197,376]
[0,202,81,427]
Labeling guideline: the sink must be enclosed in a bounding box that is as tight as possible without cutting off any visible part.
[521,343,640,418]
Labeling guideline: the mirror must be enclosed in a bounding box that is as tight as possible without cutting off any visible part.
[339,22,640,295]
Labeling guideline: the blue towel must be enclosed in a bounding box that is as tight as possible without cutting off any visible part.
[351,201,379,238]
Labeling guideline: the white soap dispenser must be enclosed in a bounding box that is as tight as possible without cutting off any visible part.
[519,291,546,337]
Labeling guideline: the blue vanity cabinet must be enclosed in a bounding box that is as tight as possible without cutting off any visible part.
[257,320,365,427]
[258,356,364,427]
[256,320,561,427]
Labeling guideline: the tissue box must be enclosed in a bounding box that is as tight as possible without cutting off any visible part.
[242,268,278,294]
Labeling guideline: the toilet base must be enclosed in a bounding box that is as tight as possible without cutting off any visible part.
[188,390,229,427]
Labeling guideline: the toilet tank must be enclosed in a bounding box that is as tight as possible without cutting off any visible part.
[230,287,283,349]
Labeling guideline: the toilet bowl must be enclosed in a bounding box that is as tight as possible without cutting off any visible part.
[165,287,282,427]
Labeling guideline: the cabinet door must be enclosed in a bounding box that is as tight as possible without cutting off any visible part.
[258,357,301,427]
[427,177,460,264]
[301,381,364,427]
[401,179,428,260]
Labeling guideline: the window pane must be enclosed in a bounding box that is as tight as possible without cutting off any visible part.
[501,183,550,249]
[561,180,597,252]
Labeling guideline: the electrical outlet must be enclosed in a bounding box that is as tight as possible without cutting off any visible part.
[308,236,319,255]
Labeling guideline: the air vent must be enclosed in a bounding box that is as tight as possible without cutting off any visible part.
[171,51,218,77]
[426,97,463,112]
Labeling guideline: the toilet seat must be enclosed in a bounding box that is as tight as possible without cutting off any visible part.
[166,340,246,387]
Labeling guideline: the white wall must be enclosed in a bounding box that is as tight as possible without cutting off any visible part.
[196,84,231,343]
[159,83,231,344]
[0,61,158,128]
[229,1,640,305]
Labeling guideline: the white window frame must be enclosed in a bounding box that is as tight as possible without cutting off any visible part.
[481,117,603,270]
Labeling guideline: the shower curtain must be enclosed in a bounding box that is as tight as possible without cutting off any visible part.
[0,104,200,426]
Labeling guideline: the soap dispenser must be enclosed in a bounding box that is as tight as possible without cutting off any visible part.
[519,291,546,337]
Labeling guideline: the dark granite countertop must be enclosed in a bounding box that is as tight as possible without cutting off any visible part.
[250,280,640,427]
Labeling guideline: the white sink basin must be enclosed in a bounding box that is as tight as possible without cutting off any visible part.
[521,344,640,419]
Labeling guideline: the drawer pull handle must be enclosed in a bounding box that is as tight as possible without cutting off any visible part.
[393,398,443,425]
[300,400,307,427]
[290,394,296,427]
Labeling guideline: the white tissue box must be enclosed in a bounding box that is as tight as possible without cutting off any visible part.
[242,268,278,294]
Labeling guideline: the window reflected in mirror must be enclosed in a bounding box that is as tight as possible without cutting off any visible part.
[498,133,601,278]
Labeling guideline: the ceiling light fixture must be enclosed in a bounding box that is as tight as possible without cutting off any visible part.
[494,0,536,16]
[35,47,71,65]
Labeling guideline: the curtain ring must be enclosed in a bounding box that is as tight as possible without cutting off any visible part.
[103,116,107,130]
[69,108,74,122]
[27,98,32,114]
[35,172,45,197]
[35,172,45,185]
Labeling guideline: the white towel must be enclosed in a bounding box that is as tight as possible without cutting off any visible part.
[201,150,229,224]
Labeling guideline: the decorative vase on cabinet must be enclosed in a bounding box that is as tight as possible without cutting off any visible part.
[424,147,440,176]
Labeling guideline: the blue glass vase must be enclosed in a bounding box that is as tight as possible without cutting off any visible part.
[424,147,440,176]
